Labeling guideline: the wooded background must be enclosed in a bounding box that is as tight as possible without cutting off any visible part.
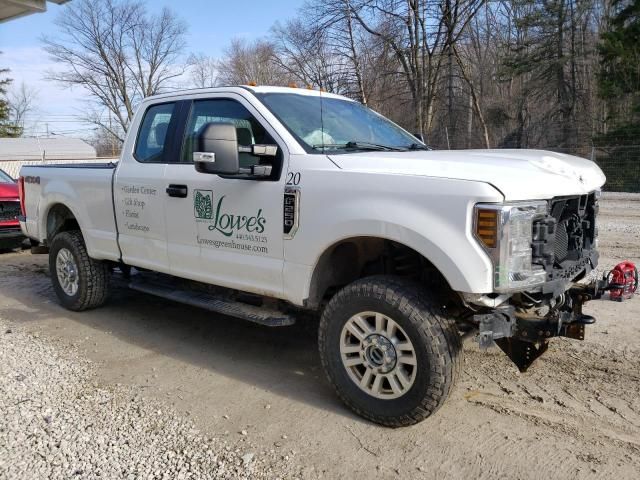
[1,0,639,191]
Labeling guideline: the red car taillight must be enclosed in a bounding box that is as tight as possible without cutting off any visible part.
[18,176,26,217]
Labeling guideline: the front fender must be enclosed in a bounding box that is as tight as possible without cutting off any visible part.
[283,170,504,304]
[309,217,492,293]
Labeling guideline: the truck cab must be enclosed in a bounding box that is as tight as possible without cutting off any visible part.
[19,86,608,427]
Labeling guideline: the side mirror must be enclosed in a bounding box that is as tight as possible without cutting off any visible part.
[193,122,279,177]
[194,123,240,175]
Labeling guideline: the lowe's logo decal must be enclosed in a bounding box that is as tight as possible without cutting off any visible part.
[193,189,266,237]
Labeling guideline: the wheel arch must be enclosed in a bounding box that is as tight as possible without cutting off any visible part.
[304,235,458,309]
[45,202,81,242]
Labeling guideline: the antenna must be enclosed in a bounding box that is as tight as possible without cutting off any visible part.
[319,85,325,152]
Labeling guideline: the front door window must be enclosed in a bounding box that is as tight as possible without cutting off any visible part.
[182,99,277,170]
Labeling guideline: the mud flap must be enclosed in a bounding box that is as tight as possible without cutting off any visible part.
[495,338,549,372]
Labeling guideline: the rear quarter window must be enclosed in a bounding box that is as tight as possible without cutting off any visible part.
[134,103,176,163]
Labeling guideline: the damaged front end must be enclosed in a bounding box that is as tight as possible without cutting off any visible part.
[467,190,615,371]
[470,282,602,371]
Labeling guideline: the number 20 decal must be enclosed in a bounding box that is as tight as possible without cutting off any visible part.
[286,171,301,185]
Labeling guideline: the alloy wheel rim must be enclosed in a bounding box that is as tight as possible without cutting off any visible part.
[340,311,417,400]
[55,248,79,296]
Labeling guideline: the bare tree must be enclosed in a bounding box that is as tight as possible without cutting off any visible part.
[219,0,621,157]
[43,0,187,141]
[271,18,350,92]
[88,124,122,158]
[452,44,490,147]
[7,82,38,131]
[216,38,286,86]
[314,0,485,137]
[301,0,370,102]
[0,54,22,138]
[188,53,218,88]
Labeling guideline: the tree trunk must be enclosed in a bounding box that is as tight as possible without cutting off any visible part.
[345,1,367,105]
[453,45,491,148]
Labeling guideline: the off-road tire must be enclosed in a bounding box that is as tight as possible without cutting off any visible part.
[49,230,111,311]
[318,276,462,427]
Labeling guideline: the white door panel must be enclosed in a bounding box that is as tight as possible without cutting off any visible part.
[164,94,287,298]
[114,101,176,272]
[165,165,284,296]
[114,163,169,271]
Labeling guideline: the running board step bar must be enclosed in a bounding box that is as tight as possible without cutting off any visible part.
[128,280,296,327]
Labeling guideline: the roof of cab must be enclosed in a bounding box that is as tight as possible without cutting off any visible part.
[143,85,351,103]
[244,85,349,100]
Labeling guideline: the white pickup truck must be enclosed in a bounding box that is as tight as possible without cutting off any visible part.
[19,86,607,426]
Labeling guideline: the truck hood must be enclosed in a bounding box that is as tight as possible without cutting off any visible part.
[329,149,606,200]
[0,181,19,200]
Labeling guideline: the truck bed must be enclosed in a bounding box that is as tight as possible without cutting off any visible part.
[20,163,120,262]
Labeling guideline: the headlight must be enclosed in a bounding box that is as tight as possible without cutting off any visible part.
[474,202,548,292]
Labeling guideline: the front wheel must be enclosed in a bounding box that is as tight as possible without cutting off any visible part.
[318,276,462,427]
[49,230,111,311]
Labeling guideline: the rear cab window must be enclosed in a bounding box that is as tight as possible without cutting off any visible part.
[134,103,176,163]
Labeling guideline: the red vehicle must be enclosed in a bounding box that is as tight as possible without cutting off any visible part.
[0,168,24,250]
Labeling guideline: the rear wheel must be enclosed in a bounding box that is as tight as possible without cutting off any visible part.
[49,230,111,311]
[318,276,462,427]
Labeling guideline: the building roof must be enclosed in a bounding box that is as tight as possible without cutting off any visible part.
[0,137,96,161]
[0,0,69,23]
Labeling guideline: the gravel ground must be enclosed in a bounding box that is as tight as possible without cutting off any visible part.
[0,319,293,480]
[598,192,640,236]
[0,193,638,480]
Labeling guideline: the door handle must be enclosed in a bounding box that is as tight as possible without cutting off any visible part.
[166,184,188,198]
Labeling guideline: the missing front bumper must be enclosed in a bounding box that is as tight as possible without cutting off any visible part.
[474,283,600,372]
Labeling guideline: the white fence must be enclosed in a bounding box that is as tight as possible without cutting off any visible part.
[0,157,118,179]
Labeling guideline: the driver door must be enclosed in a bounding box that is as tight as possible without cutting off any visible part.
[164,94,287,298]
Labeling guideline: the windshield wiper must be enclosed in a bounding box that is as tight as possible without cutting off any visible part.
[407,143,431,151]
[312,141,402,152]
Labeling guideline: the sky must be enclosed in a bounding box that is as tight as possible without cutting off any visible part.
[0,0,305,139]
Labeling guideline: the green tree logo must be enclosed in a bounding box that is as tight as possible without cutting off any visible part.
[194,190,213,219]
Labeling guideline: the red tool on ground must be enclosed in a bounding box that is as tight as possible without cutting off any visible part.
[606,261,638,301]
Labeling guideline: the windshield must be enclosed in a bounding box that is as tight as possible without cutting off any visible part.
[0,168,14,183]
[255,92,423,153]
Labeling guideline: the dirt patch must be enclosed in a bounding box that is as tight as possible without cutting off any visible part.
[0,195,638,479]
